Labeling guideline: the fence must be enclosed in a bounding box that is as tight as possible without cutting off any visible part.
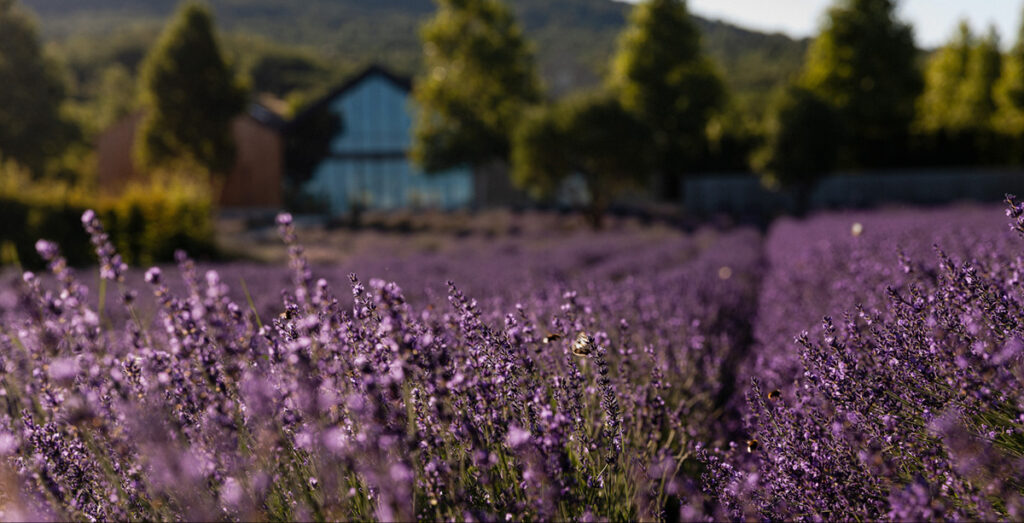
[683,168,1024,216]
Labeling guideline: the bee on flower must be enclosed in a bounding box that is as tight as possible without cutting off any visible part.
[571,332,594,356]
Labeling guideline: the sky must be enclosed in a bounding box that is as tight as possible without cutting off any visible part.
[622,0,1024,49]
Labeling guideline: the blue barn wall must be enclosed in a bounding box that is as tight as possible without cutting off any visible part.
[303,71,474,214]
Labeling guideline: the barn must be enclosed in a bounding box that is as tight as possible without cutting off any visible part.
[96,105,286,210]
[290,64,476,215]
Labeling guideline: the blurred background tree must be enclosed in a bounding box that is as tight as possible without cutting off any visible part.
[953,26,1001,132]
[609,0,725,201]
[412,0,541,173]
[136,1,247,176]
[800,0,920,168]
[916,22,1005,164]
[512,90,650,228]
[226,34,339,104]
[754,85,842,214]
[917,21,973,134]
[0,0,75,177]
[94,65,137,128]
[995,12,1024,139]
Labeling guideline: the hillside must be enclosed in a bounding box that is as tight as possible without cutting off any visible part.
[22,0,808,115]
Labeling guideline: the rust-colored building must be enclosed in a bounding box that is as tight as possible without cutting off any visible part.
[96,105,285,209]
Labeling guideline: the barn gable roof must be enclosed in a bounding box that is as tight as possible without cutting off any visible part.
[286,64,412,131]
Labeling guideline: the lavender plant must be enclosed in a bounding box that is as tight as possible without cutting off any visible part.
[4,201,1024,521]
[0,211,760,521]
[703,202,1024,521]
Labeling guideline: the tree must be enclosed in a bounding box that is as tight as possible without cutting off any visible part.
[953,26,1001,132]
[231,36,336,100]
[753,85,842,215]
[412,0,541,173]
[609,0,725,201]
[512,91,650,228]
[995,10,1024,136]
[0,0,74,176]
[800,0,921,168]
[916,21,973,132]
[136,2,247,176]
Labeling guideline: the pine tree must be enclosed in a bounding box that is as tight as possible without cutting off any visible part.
[917,21,973,132]
[412,0,541,172]
[136,1,247,175]
[995,11,1024,136]
[0,0,74,176]
[953,26,1002,132]
[609,0,724,200]
[800,0,921,167]
[512,91,650,228]
[754,85,841,214]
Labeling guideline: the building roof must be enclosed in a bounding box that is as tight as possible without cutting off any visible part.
[286,64,413,131]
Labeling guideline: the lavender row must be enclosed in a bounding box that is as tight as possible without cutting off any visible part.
[0,213,762,520]
[4,202,1023,521]
[702,203,1024,520]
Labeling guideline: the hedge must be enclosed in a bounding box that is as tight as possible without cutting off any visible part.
[0,164,216,269]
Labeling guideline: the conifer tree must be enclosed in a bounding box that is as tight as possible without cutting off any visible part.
[412,0,541,172]
[953,26,1001,132]
[996,11,1024,136]
[754,85,841,214]
[0,0,74,176]
[917,21,973,132]
[136,1,247,175]
[609,0,724,200]
[512,91,650,228]
[800,0,921,167]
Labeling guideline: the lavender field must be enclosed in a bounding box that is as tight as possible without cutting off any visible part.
[0,203,1022,521]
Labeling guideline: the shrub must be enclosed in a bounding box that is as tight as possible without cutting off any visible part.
[0,159,215,268]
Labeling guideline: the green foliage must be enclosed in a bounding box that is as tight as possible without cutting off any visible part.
[800,0,921,168]
[226,34,340,101]
[512,106,567,199]
[0,158,215,268]
[609,0,725,199]
[953,26,1001,132]
[995,11,1024,136]
[0,0,75,176]
[917,21,973,133]
[754,85,841,210]
[65,63,138,139]
[28,0,808,127]
[412,0,541,172]
[59,25,156,95]
[512,90,650,226]
[702,105,763,172]
[915,23,1007,165]
[95,65,138,128]
[136,1,247,175]
[107,173,216,265]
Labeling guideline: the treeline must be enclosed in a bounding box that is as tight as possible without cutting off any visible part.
[6,0,1024,234]
[0,0,244,266]
[408,0,1024,224]
[24,0,808,116]
[409,0,905,224]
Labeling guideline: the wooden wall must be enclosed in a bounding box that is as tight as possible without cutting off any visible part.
[95,112,283,208]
